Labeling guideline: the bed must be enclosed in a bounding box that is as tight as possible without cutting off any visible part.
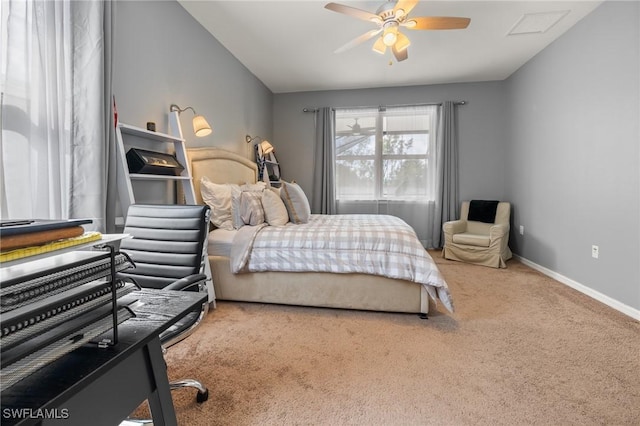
[186,147,453,315]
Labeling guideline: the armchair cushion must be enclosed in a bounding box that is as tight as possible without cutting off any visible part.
[453,233,490,247]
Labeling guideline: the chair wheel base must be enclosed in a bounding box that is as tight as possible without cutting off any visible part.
[197,389,209,403]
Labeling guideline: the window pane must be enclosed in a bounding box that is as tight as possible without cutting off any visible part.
[384,112,431,132]
[382,134,428,155]
[382,159,427,199]
[336,135,375,156]
[335,115,376,137]
[336,159,375,199]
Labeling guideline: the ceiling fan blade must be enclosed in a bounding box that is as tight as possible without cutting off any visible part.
[325,2,381,23]
[335,28,382,54]
[394,0,419,18]
[404,16,471,30]
[392,44,408,62]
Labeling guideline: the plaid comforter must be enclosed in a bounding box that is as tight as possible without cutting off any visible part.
[230,214,453,312]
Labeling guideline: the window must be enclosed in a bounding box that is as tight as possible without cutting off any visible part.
[1,0,111,230]
[334,105,437,201]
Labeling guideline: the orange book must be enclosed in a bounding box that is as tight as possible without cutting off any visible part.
[0,226,85,251]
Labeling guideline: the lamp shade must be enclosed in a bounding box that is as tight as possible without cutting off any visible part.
[395,32,411,52]
[193,115,212,137]
[372,37,386,55]
[260,140,274,155]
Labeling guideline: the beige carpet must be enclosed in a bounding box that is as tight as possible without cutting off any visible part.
[158,253,639,425]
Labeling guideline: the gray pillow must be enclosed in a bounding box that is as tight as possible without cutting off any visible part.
[280,181,311,224]
[239,191,265,226]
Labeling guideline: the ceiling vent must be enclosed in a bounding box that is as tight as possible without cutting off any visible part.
[508,10,570,35]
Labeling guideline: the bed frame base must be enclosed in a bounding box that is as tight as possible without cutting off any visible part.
[210,256,429,314]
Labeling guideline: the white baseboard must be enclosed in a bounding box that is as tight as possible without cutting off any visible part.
[513,255,640,321]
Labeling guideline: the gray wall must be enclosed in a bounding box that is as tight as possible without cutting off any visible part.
[505,1,640,311]
[113,0,272,156]
[273,82,508,202]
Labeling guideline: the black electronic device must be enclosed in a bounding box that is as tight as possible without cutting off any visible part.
[126,148,185,176]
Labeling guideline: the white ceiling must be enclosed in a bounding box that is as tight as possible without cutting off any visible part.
[178,0,603,94]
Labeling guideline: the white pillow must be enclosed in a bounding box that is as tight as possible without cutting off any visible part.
[262,188,289,226]
[280,181,311,224]
[240,182,267,192]
[239,191,265,226]
[200,177,239,231]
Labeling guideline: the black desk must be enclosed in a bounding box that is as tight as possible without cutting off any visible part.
[1,289,207,426]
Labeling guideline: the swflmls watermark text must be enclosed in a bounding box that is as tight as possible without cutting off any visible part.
[2,408,70,420]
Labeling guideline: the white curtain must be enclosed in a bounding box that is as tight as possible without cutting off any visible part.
[1,0,110,231]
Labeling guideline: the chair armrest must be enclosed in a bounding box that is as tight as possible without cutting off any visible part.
[489,224,509,240]
[443,220,466,235]
[164,274,207,292]
[489,224,510,252]
[161,273,209,348]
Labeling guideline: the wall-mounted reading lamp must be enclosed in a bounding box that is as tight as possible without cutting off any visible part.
[169,104,212,137]
[246,135,275,181]
[246,135,274,156]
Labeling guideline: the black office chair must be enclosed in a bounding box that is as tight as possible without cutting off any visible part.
[119,204,211,404]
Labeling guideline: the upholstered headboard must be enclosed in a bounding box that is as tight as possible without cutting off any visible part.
[187,147,258,205]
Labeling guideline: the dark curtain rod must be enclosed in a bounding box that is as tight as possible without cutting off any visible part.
[303,101,466,113]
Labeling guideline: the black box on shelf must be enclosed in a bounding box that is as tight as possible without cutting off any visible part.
[126,148,184,176]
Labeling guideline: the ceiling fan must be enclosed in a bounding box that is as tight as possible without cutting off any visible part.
[325,0,470,62]
[339,118,375,136]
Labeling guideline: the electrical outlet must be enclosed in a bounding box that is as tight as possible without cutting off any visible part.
[592,245,599,259]
[519,225,524,235]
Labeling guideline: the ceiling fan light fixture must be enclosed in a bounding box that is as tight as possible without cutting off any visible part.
[372,37,387,54]
[382,23,399,47]
[395,32,411,52]
[383,32,397,47]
